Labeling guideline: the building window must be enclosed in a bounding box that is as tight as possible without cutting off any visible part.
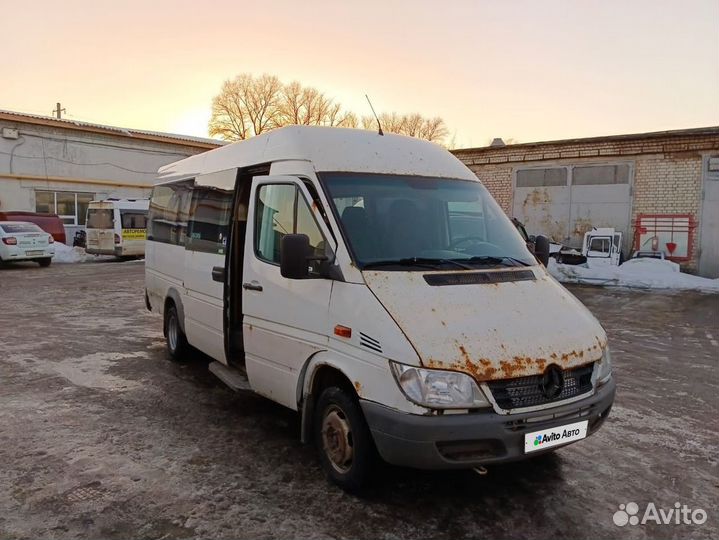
[35,191,95,225]
[516,168,568,188]
[573,164,630,185]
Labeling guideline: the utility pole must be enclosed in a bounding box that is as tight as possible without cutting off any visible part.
[53,102,66,119]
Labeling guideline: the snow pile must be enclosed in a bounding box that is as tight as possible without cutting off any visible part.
[53,243,111,264]
[548,258,719,293]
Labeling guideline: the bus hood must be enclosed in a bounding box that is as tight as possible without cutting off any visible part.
[363,267,606,381]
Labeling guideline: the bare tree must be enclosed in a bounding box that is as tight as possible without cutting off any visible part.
[209,73,283,140]
[209,72,449,144]
[277,81,356,127]
[360,112,448,144]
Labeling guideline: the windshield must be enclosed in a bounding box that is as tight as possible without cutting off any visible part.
[322,173,535,269]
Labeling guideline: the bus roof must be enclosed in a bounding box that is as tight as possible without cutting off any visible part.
[89,199,149,210]
[155,126,476,185]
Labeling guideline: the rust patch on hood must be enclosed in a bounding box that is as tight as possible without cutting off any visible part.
[425,343,604,382]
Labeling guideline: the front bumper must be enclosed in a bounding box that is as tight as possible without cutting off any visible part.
[361,376,615,469]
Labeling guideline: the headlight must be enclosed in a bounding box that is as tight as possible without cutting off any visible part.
[596,347,613,385]
[390,361,490,409]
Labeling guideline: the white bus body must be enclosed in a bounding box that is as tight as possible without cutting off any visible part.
[86,198,149,257]
[145,126,615,491]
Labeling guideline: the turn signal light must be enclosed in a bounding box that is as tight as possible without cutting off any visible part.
[2,237,17,245]
[114,233,121,244]
[48,235,55,244]
[334,325,352,338]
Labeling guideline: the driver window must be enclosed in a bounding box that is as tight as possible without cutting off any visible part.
[296,196,326,257]
[255,184,327,265]
[256,184,295,264]
[588,237,611,256]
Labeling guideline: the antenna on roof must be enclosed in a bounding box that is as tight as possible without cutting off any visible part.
[365,94,384,136]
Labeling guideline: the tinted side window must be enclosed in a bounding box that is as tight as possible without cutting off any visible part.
[186,186,233,254]
[120,211,148,229]
[148,181,192,245]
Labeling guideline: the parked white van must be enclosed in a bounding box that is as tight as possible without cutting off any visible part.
[86,198,149,258]
[145,126,615,491]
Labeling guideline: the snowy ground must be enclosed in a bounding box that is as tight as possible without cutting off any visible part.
[0,261,717,540]
[53,243,115,264]
[548,258,719,293]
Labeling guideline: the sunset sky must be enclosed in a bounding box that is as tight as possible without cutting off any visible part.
[2,0,717,148]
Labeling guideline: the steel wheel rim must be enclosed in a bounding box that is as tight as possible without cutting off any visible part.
[321,404,353,473]
[168,313,178,351]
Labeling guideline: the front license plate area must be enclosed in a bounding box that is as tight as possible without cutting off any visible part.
[524,420,588,453]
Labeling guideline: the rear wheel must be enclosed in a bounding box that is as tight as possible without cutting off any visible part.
[37,257,52,267]
[164,303,189,361]
[314,386,376,492]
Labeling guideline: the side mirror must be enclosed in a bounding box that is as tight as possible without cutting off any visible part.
[534,235,550,267]
[280,234,312,279]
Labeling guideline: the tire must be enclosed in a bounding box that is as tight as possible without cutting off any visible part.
[314,386,376,492]
[164,303,189,361]
[38,257,52,267]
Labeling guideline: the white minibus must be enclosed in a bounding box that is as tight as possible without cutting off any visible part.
[145,126,615,491]
[86,198,149,258]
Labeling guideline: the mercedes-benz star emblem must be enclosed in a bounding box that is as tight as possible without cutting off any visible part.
[541,364,564,399]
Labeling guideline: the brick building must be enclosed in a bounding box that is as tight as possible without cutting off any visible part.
[452,127,719,277]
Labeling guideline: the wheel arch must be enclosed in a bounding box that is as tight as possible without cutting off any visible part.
[164,288,186,334]
[297,354,358,444]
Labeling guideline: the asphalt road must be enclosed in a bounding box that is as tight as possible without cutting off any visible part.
[0,261,717,540]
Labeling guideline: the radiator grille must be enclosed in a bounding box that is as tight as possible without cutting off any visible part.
[487,363,595,410]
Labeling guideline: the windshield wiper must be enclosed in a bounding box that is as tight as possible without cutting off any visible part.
[462,255,532,267]
[363,257,473,270]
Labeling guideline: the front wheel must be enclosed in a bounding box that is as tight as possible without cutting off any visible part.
[164,303,189,361]
[314,386,377,492]
[38,257,52,267]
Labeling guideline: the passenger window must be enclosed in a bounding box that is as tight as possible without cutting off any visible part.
[255,184,327,266]
[120,211,148,229]
[186,186,234,254]
[148,180,192,245]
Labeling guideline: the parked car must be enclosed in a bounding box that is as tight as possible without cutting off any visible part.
[0,212,66,244]
[86,198,149,258]
[146,127,615,491]
[0,221,55,266]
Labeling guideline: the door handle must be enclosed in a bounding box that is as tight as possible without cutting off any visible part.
[242,281,263,292]
[211,266,225,283]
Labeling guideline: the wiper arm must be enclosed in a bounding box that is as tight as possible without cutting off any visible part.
[412,257,474,270]
[464,256,532,267]
[362,259,440,270]
[362,258,474,270]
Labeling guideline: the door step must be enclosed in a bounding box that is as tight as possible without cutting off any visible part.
[209,361,251,392]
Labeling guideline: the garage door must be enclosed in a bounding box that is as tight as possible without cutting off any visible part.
[512,164,632,250]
